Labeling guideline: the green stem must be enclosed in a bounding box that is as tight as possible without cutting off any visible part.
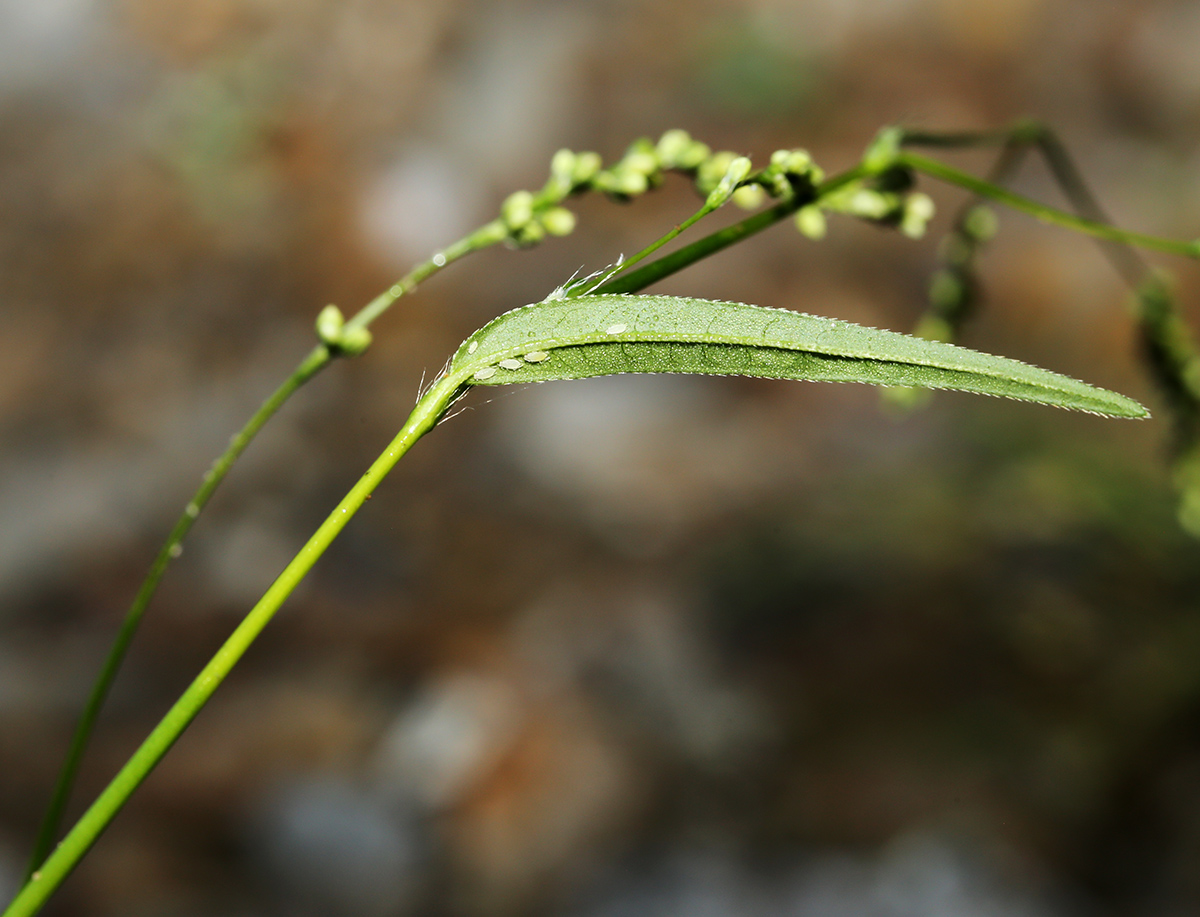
[22,345,329,880]
[898,150,1200,260]
[900,123,1149,287]
[586,195,730,292]
[4,375,463,917]
[24,222,505,879]
[346,220,507,332]
[594,167,866,295]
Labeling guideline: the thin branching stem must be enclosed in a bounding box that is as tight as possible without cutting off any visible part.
[899,150,1199,260]
[900,123,1149,286]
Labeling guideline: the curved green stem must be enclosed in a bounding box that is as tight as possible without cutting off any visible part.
[4,374,463,917]
[24,222,504,879]
[22,345,329,879]
[899,150,1200,260]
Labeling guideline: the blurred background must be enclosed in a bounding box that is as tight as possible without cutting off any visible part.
[2,0,1200,915]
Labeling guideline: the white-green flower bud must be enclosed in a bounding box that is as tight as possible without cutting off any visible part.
[770,149,792,167]
[784,150,814,176]
[656,129,692,168]
[732,184,765,210]
[547,149,577,196]
[540,206,576,236]
[863,126,903,174]
[551,148,576,181]
[501,190,535,230]
[616,170,649,196]
[623,150,659,176]
[315,304,344,347]
[677,140,711,170]
[900,192,936,239]
[338,325,373,356]
[705,156,753,209]
[696,151,736,194]
[846,188,893,220]
[795,205,827,240]
[514,221,545,246]
[572,151,602,185]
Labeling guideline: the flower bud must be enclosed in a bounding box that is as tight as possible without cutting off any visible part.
[513,221,545,246]
[315,304,344,347]
[540,207,577,236]
[914,315,953,343]
[551,148,576,181]
[677,140,711,170]
[705,156,753,208]
[963,205,998,242]
[938,233,972,266]
[863,126,903,174]
[501,190,534,229]
[547,149,577,196]
[572,151,602,185]
[656,129,692,168]
[475,220,511,246]
[623,150,659,176]
[929,269,965,310]
[846,189,893,220]
[696,151,736,194]
[784,150,813,175]
[616,170,649,196]
[732,184,765,210]
[900,192,935,239]
[338,326,372,356]
[795,205,827,240]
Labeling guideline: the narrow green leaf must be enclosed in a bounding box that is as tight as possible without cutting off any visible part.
[446,294,1148,419]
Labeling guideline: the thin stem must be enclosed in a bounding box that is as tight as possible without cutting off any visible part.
[4,375,462,917]
[586,195,730,292]
[900,123,1149,287]
[594,166,867,296]
[22,345,329,879]
[347,220,507,332]
[25,221,504,877]
[898,150,1200,261]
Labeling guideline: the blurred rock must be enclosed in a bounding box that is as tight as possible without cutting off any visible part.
[371,673,523,810]
[787,829,1058,917]
[247,775,424,917]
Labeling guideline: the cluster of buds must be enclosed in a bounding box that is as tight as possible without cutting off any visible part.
[496,131,765,248]
[315,305,372,356]
[916,203,998,342]
[496,126,943,256]
[794,126,938,243]
[819,168,937,241]
[495,148,601,247]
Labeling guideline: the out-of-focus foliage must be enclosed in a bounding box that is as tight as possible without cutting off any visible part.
[1,1,1199,915]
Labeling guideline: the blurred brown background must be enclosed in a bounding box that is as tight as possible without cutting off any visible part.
[2,1,1200,915]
